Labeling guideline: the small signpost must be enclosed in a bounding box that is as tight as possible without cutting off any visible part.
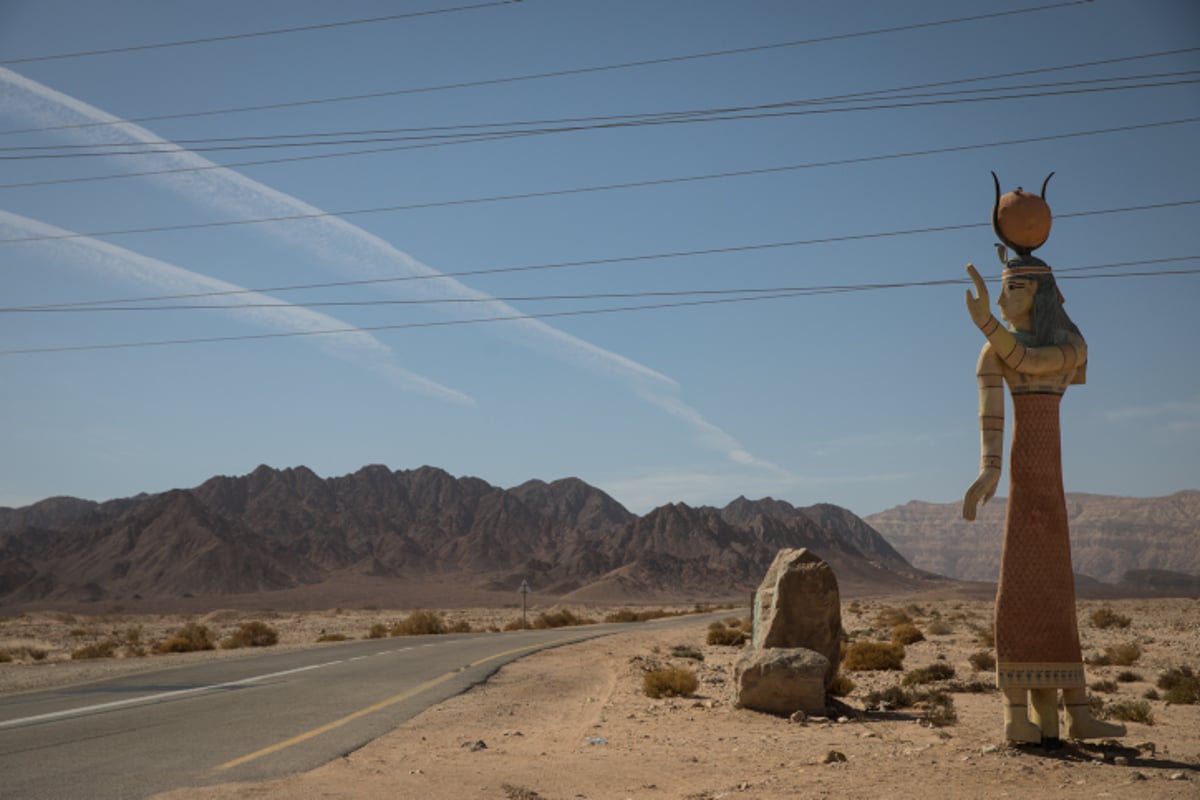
[519,579,530,629]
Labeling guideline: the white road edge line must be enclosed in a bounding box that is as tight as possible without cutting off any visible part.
[0,659,344,729]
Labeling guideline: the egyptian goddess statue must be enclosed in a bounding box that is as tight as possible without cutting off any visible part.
[961,173,1125,746]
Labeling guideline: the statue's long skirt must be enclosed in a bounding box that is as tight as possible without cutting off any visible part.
[994,393,1085,690]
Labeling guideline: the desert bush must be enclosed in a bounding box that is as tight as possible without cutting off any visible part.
[447,619,473,633]
[0,651,11,663]
[503,618,530,631]
[1089,679,1118,693]
[1103,642,1142,667]
[828,673,856,697]
[154,622,215,654]
[1116,670,1143,683]
[316,633,349,642]
[1157,666,1200,705]
[72,639,118,660]
[874,607,913,628]
[532,609,593,629]
[367,623,388,639]
[865,685,913,709]
[643,666,699,699]
[903,663,956,685]
[968,650,996,672]
[926,619,953,636]
[1143,688,1160,700]
[945,680,997,694]
[1107,699,1154,725]
[916,689,958,727]
[20,646,48,662]
[706,624,747,647]
[1089,607,1132,629]
[842,641,905,671]
[391,610,447,636]
[891,623,925,645]
[222,621,279,649]
[973,623,995,648]
[670,644,704,661]
[604,609,640,623]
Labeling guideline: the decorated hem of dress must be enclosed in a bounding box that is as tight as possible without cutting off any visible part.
[996,661,1085,689]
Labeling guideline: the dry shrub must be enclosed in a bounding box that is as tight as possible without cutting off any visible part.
[1104,642,1142,667]
[316,633,349,642]
[926,619,953,636]
[968,651,996,672]
[1089,607,1132,629]
[1108,699,1154,725]
[842,641,905,671]
[447,619,473,633]
[1089,679,1118,693]
[828,673,856,697]
[153,622,215,654]
[0,651,11,663]
[874,607,913,628]
[1157,666,1200,705]
[973,622,995,648]
[643,666,699,699]
[864,685,955,724]
[945,679,996,694]
[222,621,279,649]
[903,663,956,685]
[367,623,389,639]
[391,610,447,636]
[71,639,118,660]
[891,623,925,645]
[532,609,592,629]
[670,644,704,661]
[1116,670,1143,683]
[706,623,747,647]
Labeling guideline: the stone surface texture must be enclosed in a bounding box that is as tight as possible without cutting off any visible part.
[750,547,843,687]
[732,646,831,716]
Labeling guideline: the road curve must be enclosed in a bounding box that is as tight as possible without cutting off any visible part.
[0,614,727,800]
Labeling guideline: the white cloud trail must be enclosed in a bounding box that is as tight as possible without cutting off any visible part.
[1,67,781,474]
[0,210,474,405]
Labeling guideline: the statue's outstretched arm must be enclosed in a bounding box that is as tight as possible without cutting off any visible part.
[962,343,1003,521]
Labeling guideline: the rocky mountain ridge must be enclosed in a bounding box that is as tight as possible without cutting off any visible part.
[865,491,1200,584]
[0,465,932,609]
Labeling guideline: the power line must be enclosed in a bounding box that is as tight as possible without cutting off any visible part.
[0,1,523,65]
[4,257,1196,314]
[3,265,1196,357]
[7,70,1198,161]
[4,119,1197,243]
[0,0,1097,136]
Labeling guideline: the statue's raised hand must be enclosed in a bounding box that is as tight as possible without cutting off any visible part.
[964,263,992,328]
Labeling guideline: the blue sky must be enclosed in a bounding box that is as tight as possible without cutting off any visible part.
[1,0,1197,516]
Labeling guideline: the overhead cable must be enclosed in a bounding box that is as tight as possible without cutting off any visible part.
[0,0,1100,136]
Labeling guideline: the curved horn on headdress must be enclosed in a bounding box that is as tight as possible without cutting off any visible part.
[1040,171,1055,200]
[990,171,1020,254]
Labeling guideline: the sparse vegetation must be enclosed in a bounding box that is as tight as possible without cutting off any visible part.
[968,650,996,672]
[1089,679,1118,693]
[903,663,956,685]
[973,622,995,648]
[71,639,119,660]
[367,623,389,639]
[926,619,953,636]
[891,623,925,645]
[874,607,913,628]
[705,621,747,647]
[153,622,215,654]
[1090,607,1132,629]
[1104,642,1143,666]
[828,673,856,697]
[316,633,350,642]
[1107,699,1154,725]
[532,610,592,629]
[643,666,699,698]
[390,610,449,636]
[222,621,279,649]
[1116,670,1143,683]
[1157,666,1200,705]
[670,644,704,661]
[842,641,905,671]
[864,685,957,726]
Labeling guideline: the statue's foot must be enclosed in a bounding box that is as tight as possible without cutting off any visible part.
[1004,717,1043,744]
[1065,707,1126,740]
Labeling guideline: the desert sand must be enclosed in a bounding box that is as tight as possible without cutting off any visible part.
[4,597,1199,799]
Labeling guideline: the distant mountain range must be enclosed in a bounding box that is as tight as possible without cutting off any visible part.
[0,465,936,610]
[866,491,1200,586]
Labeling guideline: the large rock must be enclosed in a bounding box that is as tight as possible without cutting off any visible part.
[732,647,830,716]
[751,548,842,687]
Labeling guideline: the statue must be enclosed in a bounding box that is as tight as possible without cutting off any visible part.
[961,173,1125,746]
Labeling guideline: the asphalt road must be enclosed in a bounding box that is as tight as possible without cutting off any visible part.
[0,614,725,800]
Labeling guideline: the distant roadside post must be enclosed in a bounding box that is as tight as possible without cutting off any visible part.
[519,579,530,629]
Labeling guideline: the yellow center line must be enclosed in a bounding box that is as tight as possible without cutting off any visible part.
[216,639,561,772]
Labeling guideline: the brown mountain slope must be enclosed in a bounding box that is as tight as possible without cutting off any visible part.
[0,466,933,608]
[865,490,1200,584]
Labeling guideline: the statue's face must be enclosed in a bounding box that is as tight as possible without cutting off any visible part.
[998,277,1036,326]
